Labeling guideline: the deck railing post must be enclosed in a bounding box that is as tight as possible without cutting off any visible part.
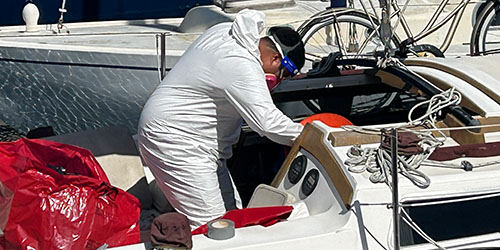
[391,128,400,250]
[160,32,167,80]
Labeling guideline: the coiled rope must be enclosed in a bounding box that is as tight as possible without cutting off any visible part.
[344,87,461,188]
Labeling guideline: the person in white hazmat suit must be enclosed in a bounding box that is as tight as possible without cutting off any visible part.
[137,9,305,229]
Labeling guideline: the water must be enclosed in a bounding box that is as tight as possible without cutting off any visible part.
[1,0,212,26]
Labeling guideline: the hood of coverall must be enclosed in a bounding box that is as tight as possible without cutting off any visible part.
[231,9,266,63]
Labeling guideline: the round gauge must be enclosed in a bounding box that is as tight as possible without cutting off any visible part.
[301,169,319,196]
[287,155,307,184]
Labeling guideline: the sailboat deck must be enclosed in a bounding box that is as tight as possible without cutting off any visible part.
[0,2,329,55]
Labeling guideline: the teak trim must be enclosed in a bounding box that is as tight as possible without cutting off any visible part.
[271,123,354,207]
[328,115,499,147]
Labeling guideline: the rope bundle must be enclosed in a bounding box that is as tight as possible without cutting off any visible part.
[344,87,461,188]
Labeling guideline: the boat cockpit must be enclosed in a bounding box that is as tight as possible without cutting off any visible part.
[221,54,500,249]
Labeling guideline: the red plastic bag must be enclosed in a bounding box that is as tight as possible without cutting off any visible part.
[191,206,293,235]
[0,138,140,250]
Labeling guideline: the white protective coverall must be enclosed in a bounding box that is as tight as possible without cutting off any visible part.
[137,9,304,229]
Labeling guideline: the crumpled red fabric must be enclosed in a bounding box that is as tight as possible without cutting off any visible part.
[380,131,424,156]
[429,141,500,161]
[0,138,140,250]
[191,206,293,235]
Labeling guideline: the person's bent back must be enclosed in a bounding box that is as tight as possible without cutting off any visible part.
[137,9,305,230]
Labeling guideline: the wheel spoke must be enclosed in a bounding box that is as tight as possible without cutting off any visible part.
[299,10,399,72]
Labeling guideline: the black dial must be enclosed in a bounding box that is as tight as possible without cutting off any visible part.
[287,155,307,184]
[301,169,319,196]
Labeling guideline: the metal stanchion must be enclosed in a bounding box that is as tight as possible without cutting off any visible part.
[391,128,400,250]
[380,0,393,56]
[160,32,167,80]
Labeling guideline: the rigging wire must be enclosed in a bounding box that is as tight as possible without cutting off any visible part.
[400,209,446,249]
[350,209,389,250]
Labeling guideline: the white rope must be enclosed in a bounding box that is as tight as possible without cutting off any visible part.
[407,88,462,127]
[344,81,500,188]
[344,87,464,188]
[345,138,436,188]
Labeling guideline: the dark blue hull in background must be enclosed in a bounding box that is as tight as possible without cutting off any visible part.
[2,0,213,26]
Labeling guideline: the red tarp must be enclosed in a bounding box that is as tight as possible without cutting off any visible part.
[0,138,140,250]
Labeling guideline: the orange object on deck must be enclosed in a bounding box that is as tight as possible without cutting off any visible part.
[300,113,353,127]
